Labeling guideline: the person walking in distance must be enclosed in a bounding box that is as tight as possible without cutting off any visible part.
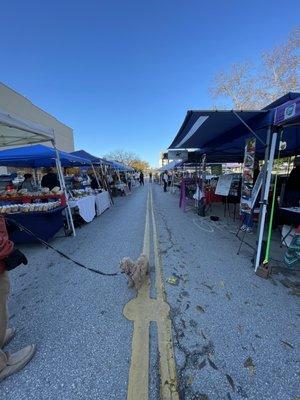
[0,216,35,382]
[139,171,144,186]
[149,172,152,183]
[162,170,168,192]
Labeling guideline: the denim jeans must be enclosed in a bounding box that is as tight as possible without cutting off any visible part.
[242,212,253,228]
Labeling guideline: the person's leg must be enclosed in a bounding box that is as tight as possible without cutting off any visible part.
[0,271,10,348]
[164,181,167,192]
[0,271,10,374]
[246,213,254,232]
[0,271,36,382]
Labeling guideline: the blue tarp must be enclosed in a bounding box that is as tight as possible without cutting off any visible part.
[169,93,300,162]
[0,144,91,168]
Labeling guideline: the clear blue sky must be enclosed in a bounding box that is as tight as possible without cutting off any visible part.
[0,0,298,166]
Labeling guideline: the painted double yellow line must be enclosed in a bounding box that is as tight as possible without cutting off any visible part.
[123,186,179,400]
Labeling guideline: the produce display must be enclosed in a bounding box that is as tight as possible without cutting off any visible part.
[69,188,102,199]
[0,186,64,214]
[0,200,61,214]
[0,187,63,198]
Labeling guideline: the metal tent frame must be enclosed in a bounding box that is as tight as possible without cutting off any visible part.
[0,108,77,236]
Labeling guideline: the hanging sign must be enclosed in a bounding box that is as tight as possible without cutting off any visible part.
[274,97,300,125]
[215,174,234,196]
[240,138,256,213]
[168,149,188,161]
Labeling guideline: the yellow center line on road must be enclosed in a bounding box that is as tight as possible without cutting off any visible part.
[123,186,179,400]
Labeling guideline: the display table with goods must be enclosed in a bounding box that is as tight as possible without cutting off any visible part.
[0,187,66,206]
[0,186,67,243]
[68,192,96,223]
[95,191,111,216]
[68,188,111,223]
[114,182,127,196]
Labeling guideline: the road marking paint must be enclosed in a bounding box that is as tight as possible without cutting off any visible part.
[123,186,179,400]
[149,188,179,399]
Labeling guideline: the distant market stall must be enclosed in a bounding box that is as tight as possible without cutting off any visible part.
[71,149,135,197]
[168,92,300,273]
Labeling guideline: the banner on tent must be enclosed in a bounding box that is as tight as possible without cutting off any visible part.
[168,149,188,161]
[274,97,300,125]
[240,138,256,213]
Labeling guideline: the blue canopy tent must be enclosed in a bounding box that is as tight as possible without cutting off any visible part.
[0,144,91,168]
[105,160,134,172]
[71,149,113,167]
[113,161,134,172]
[0,145,92,238]
[72,151,134,172]
[168,92,300,273]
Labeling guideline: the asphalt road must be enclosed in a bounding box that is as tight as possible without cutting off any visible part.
[1,182,299,400]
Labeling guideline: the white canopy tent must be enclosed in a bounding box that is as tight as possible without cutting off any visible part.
[0,107,54,147]
[0,107,76,236]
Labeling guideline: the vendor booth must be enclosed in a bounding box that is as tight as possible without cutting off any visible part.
[71,149,114,202]
[72,150,135,197]
[168,92,300,273]
[0,144,92,242]
[0,107,78,239]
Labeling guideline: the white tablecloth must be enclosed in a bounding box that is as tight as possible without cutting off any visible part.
[95,191,111,216]
[69,195,96,222]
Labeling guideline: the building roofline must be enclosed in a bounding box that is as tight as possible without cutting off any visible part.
[0,81,73,130]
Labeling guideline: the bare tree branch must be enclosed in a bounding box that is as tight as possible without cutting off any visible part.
[103,149,149,170]
[209,26,300,109]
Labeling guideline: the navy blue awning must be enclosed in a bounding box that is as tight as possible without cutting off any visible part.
[169,93,300,162]
[169,110,271,150]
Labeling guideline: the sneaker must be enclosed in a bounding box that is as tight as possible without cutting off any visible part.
[246,227,253,234]
[2,328,16,348]
[0,345,36,382]
[240,225,247,231]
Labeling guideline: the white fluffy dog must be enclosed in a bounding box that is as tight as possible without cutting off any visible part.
[120,254,149,290]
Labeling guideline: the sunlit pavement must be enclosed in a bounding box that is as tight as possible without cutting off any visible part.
[1,182,299,400]
[153,183,299,400]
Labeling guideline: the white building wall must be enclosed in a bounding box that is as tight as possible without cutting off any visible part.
[0,82,74,151]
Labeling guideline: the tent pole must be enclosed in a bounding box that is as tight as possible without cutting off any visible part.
[254,130,277,271]
[254,126,271,266]
[263,130,283,264]
[91,163,101,188]
[53,142,76,237]
[233,111,266,146]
